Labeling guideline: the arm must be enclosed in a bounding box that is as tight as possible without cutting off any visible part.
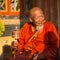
[18,24,26,52]
[18,23,30,52]
[51,24,59,47]
[46,22,59,47]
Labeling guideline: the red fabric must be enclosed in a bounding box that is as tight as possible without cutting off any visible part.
[18,21,59,58]
[9,54,29,60]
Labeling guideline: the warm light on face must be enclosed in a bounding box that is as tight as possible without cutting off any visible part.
[31,10,45,26]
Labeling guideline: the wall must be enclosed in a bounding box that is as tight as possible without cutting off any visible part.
[2,19,20,36]
[36,0,60,36]
[57,0,60,36]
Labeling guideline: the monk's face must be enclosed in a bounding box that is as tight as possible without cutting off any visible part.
[30,9,45,26]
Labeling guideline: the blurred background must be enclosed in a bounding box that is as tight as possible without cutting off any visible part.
[0,0,60,36]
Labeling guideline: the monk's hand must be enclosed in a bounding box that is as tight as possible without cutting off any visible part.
[11,41,18,49]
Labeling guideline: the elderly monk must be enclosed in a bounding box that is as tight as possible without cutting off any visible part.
[12,7,59,60]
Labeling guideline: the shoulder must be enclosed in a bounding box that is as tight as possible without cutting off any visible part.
[20,22,31,31]
[44,21,55,28]
[44,21,57,32]
[22,22,31,28]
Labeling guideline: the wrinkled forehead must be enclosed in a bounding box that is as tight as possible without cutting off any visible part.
[30,7,43,17]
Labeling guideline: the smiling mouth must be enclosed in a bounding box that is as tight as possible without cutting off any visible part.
[35,20,45,26]
[35,22,41,25]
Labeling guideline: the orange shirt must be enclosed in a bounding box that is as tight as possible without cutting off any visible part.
[18,21,59,57]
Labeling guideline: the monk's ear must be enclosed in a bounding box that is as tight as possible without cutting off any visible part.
[29,17,33,22]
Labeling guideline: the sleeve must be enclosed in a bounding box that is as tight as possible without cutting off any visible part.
[46,22,59,48]
[44,23,59,59]
[17,23,28,52]
[51,23,59,47]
